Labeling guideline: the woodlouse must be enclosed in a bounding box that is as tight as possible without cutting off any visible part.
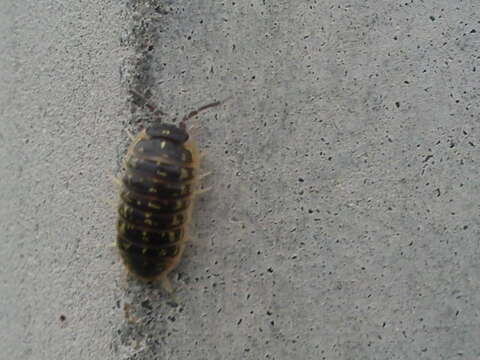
[117,91,223,292]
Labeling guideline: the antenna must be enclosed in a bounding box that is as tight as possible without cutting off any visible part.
[129,89,168,118]
[179,96,232,129]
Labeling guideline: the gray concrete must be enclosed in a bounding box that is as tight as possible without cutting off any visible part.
[1,0,479,359]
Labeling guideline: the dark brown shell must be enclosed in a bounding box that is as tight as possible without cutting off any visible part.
[117,123,198,286]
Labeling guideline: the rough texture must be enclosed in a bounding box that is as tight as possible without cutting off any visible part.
[1,0,479,359]
[0,1,126,359]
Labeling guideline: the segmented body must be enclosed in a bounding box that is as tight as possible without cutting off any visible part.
[117,123,199,290]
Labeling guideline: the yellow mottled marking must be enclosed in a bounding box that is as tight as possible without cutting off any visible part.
[144,219,153,226]
[144,212,151,218]
[148,202,161,209]
[162,129,170,135]
[148,188,157,193]
[156,171,167,177]
[160,141,166,149]
[142,248,148,254]
[180,169,189,180]
[175,201,183,210]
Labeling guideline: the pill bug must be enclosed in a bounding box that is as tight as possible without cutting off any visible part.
[117,91,223,292]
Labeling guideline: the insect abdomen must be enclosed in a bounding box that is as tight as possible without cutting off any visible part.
[117,123,198,285]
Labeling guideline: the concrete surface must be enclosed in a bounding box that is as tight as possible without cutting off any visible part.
[1,0,479,359]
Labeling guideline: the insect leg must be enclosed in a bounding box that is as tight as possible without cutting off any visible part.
[126,129,135,141]
[160,275,173,294]
[198,171,212,180]
[198,152,207,161]
[195,186,212,195]
[111,175,122,187]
